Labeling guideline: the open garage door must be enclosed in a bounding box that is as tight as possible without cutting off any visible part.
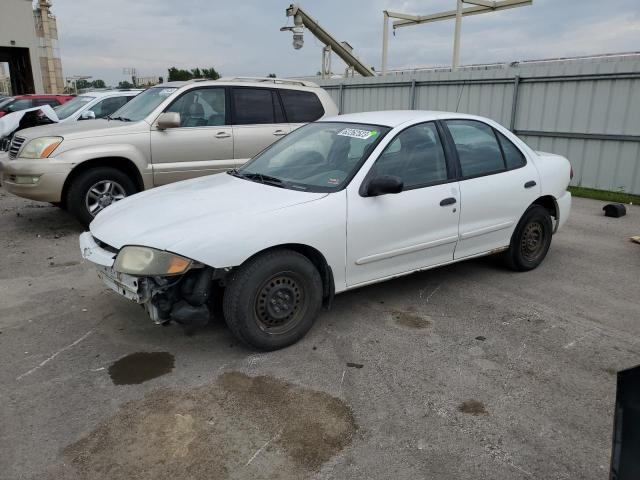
[0,46,35,95]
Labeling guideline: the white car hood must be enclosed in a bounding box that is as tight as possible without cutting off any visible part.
[90,172,327,255]
[0,105,59,137]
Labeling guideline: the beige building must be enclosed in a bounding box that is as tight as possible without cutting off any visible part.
[0,64,11,95]
[0,0,64,94]
[34,0,64,93]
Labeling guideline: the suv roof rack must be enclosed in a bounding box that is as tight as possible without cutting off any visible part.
[218,76,319,88]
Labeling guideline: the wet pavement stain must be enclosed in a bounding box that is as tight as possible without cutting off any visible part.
[61,372,356,480]
[108,352,175,385]
[458,399,488,416]
[391,309,431,329]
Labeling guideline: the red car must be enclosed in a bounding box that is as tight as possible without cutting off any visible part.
[0,94,75,118]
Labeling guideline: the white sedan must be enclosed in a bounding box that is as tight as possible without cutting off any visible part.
[79,111,572,350]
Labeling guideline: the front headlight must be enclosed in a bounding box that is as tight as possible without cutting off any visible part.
[20,136,63,159]
[113,246,192,276]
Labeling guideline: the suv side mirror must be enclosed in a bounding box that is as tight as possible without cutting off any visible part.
[80,110,95,120]
[364,175,404,197]
[157,112,180,130]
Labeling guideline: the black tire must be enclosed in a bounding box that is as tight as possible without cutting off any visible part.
[66,167,138,226]
[222,249,323,351]
[504,205,553,271]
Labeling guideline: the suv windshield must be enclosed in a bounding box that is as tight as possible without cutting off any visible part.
[108,87,177,122]
[54,95,94,120]
[233,122,390,192]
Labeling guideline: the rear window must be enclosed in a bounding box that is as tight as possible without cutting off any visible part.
[279,89,324,123]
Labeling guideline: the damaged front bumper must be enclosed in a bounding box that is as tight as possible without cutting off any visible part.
[79,231,217,326]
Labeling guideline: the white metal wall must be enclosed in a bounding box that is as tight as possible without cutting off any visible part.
[316,54,640,194]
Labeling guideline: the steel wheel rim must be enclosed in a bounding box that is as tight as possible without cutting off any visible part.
[85,180,126,216]
[521,221,546,262]
[254,272,306,335]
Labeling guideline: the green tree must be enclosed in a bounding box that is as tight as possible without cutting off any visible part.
[75,79,91,90]
[267,73,276,78]
[168,67,193,81]
[168,66,220,81]
[91,79,106,88]
[201,68,220,80]
[117,80,134,89]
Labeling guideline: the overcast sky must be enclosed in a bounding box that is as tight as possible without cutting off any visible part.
[51,0,640,85]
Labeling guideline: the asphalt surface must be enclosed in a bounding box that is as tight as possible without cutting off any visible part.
[1,186,638,479]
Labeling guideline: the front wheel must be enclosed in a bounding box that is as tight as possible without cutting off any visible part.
[66,167,138,226]
[222,250,323,350]
[504,205,553,271]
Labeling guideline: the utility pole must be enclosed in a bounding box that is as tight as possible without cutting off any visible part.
[381,0,532,75]
[452,0,463,71]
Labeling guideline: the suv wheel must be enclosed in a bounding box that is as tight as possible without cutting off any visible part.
[222,249,323,351]
[67,167,137,226]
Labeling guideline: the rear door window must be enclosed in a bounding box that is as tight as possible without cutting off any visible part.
[232,88,275,125]
[279,89,325,123]
[446,120,505,178]
[496,130,526,170]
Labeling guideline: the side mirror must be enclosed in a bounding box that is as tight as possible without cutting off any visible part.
[364,175,404,197]
[156,112,180,130]
[80,110,95,120]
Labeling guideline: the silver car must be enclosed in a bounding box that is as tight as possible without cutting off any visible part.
[0,77,338,225]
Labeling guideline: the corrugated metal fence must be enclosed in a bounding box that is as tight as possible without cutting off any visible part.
[315,54,640,194]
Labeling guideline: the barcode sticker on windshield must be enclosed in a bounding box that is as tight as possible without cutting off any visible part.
[337,128,377,139]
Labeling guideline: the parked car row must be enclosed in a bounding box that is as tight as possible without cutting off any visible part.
[1,77,337,224]
[1,78,572,351]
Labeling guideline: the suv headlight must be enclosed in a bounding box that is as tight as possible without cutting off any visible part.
[114,246,192,276]
[20,136,63,159]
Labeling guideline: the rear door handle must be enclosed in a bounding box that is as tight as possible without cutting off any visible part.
[273,130,287,136]
[440,197,457,206]
[524,180,537,189]
[215,132,231,138]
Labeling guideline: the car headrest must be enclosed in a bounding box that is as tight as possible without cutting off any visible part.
[188,102,204,118]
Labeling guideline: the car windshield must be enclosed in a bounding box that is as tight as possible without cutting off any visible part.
[233,122,390,192]
[53,95,94,120]
[0,97,14,109]
[108,87,177,122]
[0,98,32,113]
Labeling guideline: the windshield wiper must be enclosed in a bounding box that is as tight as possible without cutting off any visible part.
[107,115,131,122]
[228,169,289,188]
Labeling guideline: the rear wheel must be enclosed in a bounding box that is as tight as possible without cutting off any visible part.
[66,167,137,226]
[222,249,323,350]
[504,205,553,271]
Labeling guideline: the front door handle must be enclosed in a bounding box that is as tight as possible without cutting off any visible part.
[215,132,231,139]
[440,197,457,206]
[524,180,537,189]
[273,129,287,136]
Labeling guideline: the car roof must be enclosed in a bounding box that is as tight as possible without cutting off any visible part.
[80,90,142,98]
[158,77,322,92]
[320,110,491,128]
[14,94,73,99]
